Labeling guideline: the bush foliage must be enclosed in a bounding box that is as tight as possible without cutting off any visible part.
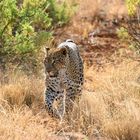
[0,0,74,72]
[126,0,140,15]
[118,0,140,51]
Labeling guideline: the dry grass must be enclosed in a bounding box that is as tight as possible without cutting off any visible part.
[0,1,139,140]
[0,59,140,140]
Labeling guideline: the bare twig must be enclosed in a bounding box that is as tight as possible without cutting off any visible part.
[0,20,12,38]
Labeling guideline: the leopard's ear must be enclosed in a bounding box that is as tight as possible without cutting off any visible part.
[60,47,67,56]
[45,47,50,57]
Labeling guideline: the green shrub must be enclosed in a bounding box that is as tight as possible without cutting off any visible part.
[117,0,140,52]
[0,0,75,73]
[126,0,140,15]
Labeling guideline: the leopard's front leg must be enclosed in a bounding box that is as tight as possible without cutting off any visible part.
[45,87,58,117]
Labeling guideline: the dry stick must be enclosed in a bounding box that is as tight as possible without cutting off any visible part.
[59,70,66,123]
[121,24,140,46]
[59,89,66,123]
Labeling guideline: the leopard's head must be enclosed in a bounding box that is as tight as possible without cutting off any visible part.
[44,47,67,77]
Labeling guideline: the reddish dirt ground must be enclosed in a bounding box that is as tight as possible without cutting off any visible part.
[54,16,131,71]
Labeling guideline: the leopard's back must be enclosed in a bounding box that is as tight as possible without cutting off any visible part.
[58,40,84,87]
[44,39,84,118]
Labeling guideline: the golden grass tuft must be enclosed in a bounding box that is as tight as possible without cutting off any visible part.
[0,72,44,108]
[0,59,140,139]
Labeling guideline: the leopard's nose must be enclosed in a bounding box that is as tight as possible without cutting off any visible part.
[48,72,54,76]
[46,68,52,74]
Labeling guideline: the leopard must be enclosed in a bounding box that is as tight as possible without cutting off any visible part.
[44,39,84,118]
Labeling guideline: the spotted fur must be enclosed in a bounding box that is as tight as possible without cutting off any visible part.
[44,39,84,118]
